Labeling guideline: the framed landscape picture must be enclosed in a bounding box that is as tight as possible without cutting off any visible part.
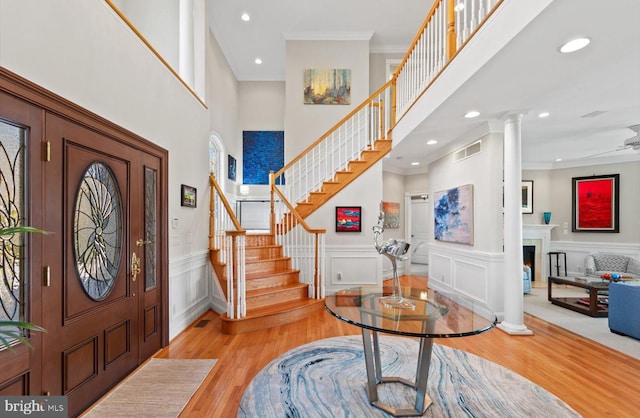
[572,174,619,232]
[335,206,361,232]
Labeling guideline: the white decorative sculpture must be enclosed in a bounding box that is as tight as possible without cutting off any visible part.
[373,202,415,309]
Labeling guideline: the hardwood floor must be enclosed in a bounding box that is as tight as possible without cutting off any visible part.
[153,276,640,417]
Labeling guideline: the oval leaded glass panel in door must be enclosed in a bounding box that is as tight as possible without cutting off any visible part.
[73,162,123,301]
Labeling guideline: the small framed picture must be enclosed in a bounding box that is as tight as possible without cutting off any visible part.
[335,206,361,232]
[181,184,197,208]
[522,180,534,214]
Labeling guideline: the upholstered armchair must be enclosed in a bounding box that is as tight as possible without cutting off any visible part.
[523,265,532,294]
[584,253,640,279]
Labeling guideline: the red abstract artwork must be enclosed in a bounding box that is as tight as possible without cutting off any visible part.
[572,174,619,232]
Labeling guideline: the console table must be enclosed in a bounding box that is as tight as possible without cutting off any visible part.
[325,286,496,416]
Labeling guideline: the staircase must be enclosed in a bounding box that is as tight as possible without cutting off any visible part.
[294,138,392,218]
[211,232,324,334]
[210,0,503,334]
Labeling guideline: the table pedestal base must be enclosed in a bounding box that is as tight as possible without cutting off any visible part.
[361,328,434,416]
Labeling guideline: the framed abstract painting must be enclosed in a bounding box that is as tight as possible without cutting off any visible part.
[433,184,474,245]
[572,174,619,232]
[335,206,361,232]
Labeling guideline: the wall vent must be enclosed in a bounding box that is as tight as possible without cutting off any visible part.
[453,140,482,163]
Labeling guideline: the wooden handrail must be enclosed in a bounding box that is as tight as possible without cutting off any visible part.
[271,184,326,235]
[209,174,242,231]
[272,79,394,180]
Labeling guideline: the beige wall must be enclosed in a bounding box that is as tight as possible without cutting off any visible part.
[525,161,640,243]
[369,52,403,94]
[382,171,406,240]
[285,40,370,160]
[237,81,286,196]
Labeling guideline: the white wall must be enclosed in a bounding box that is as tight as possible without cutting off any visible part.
[405,172,429,194]
[0,0,219,340]
[307,164,384,292]
[427,133,505,316]
[111,0,180,71]
[207,29,241,195]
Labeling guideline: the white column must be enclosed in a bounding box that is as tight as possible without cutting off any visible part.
[179,0,195,87]
[497,114,533,335]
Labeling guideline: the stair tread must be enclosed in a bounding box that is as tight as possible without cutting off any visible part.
[243,298,323,318]
[246,256,290,264]
[246,282,306,297]
[246,269,299,280]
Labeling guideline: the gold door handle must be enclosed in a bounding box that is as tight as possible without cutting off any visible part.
[131,252,140,282]
[136,239,151,246]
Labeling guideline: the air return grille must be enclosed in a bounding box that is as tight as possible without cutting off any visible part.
[453,140,481,162]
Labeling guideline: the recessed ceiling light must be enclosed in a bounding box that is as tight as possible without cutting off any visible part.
[464,110,480,118]
[254,58,262,65]
[411,162,420,166]
[241,12,250,22]
[559,37,590,53]
[555,158,563,162]
[538,112,550,118]
[426,139,438,145]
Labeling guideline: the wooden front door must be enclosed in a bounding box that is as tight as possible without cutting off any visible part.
[0,68,167,418]
[40,115,163,415]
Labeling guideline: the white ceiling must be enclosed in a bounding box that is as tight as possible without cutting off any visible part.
[209,0,640,174]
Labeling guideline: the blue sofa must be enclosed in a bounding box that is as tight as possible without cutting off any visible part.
[608,281,640,340]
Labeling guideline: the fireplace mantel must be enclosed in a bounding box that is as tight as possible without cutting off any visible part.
[523,224,558,282]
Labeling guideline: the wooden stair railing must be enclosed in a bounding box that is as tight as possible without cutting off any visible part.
[270,80,395,223]
[209,174,246,319]
[270,183,326,299]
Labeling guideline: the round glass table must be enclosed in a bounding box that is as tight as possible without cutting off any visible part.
[325,285,497,416]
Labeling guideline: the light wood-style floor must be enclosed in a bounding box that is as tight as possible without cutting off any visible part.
[155,276,640,417]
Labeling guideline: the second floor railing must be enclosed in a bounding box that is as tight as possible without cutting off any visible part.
[395,0,502,119]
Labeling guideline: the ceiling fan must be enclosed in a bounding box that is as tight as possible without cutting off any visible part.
[623,124,640,150]
[583,124,640,159]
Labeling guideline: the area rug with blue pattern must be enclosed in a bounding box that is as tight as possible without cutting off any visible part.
[238,335,580,417]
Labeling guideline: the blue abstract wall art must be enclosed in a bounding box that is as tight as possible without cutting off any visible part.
[243,131,284,185]
[433,184,474,245]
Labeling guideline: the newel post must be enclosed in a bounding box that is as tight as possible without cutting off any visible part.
[269,170,276,235]
[446,0,457,59]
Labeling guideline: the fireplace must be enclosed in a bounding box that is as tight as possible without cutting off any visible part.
[523,245,535,281]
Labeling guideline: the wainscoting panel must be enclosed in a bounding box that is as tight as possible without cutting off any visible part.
[326,245,382,293]
[428,244,505,319]
[430,253,453,286]
[169,251,211,340]
[453,259,487,303]
[549,241,640,277]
